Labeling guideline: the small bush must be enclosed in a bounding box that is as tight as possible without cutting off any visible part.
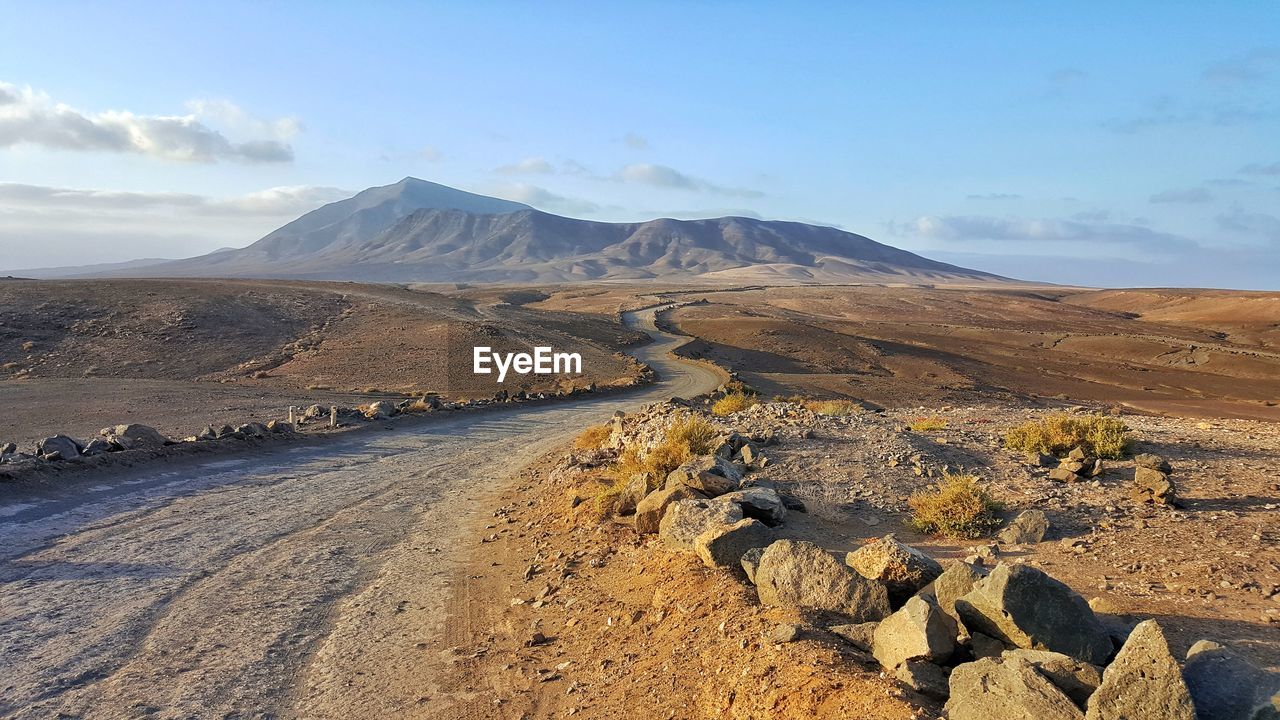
[608,412,718,485]
[712,391,758,416]
[1004,413,1131,459]
[665,413,718,455]
[573,424,612,450]
[908,472,1004,539]
[909,416,948,432]
[805,399,861,416]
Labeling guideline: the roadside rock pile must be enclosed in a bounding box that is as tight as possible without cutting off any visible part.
[2,423,176,465]
[1047,445,1106,483]
[1131,452,1179,507]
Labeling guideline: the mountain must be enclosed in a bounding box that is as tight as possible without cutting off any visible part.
[107,178,1002,284]
[5,257,176,279]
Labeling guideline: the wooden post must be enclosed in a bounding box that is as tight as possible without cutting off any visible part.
[288,406,296,424]
[329,406,337,428]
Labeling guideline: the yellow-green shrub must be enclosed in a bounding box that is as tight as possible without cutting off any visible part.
[573,423,612,450]
[712,391,757,416]
[909,416,948,432]
[805,399,861,416]
[607,412,718,485]
[1004,413,1131,459]
[907,472,1004,539]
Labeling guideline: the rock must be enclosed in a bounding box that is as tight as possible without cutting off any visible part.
[932,561,990,624]
[1049,467,1081,482]
[755,539,891,623]
[635,485,705,534]
[895,660,950,700]
[37,435,81,458]
[664,455,739,497]
[1133,453,1171,473]
[998,509,1050,545]
[266,420,294,433]
[616,473,651,516]
[659,499,744,552]
[846,534,943,607]
[771,623,802,643]
[716,486,787,526]
[301,404,326,419]
[1005,649,1102,708]
[873,595,957,670]
[1086,459,1105,478]
[1026,451,1055,467]
[81,438,113,456]
[365,400,397,419]
[829,621,879,653]
[197,426,218,441]
[1133,466,1177,506]
[101,423,169,447]
[740,546,764,584]
[694,518,772,569]
[0,441,15,455]
[1084,619,1194,719]
[738,443,760,465]
[216,424,236,438]
[1067,446,1088,461]
[1182,639,1280,720]
[970,632,1006,659]
[42,451,65,462]
[955,563,1112,665]
[1061,460,1088,474]
[947,655,1085,720]
[235,422,270,438]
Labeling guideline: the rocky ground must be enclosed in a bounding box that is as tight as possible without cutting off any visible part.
[430,397,1280,718]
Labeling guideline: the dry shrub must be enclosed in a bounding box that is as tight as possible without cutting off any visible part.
[665,413,718,455]
[573,424,612,450]
[712,391,757,416]
[908,472,1004,539]
[1004,413,1131,459]
[403,398,434,413]
[607,412,718,487]
[908,416,948,432]
[805,399,861,416]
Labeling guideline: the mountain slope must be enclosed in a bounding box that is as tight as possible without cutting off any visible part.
[111,179,1003,284]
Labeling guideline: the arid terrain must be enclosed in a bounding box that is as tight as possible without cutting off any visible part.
[2,278,1278,719]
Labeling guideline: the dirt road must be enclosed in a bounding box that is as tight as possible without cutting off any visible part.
[0,307,721,719]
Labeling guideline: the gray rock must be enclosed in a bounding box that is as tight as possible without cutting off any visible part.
[635,485,705,534]
[101,423,169,447]
[1133,466,1177,506]
[1049,467,1083,483]
[970,631,1006,659]
[664,455,739,497]
[197,426,218,441]
[659,498,744,552]
[81,438,113,456]
[266,420,294,433]
[235,422,270,438]
[932,561,990,625]
[947,655,1085,720]
[755,539,891,623]
[771,623,802,643]
[1085,619,1194,720]
[955,563,1112,665]
[695,518,771,569]
[365,400,397,419]
[617,473,651,516]
[846,534,944,607]
[716,486,787,526]
[37,435,81,458]
[998,509,1050,544]
[1133,453,1171,472]
[828,621,879,653]
[1004,649,1103,709]
[740,546,764,584]
[1183,639,1280,720]
[873,594,958,670]
[0,441,16,455]
[895,660,950,700]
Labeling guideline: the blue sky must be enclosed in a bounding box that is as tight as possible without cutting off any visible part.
[2,1,1278,287]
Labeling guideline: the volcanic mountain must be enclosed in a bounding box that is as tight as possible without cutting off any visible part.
[113,178,1002,283]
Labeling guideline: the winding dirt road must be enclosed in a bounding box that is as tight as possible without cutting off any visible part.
[0,307,721,719]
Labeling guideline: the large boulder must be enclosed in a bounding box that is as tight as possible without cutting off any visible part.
[755,539,891,623]
[664,455,740,497]
[740,546,764,584]
[828,621,879,653]
[101,423,169,447]
[716,486,787,526]
[1183,640,1280,720]
[659,499,743,552]
[37,435,82,458]
[694,518,771,569]
[616,473,651,516]
[365,400,397,419]
[846,534,943,607]
[1085,620,1195,719]
[955,563,1112,665]
[1004,649,1102,708]
[1132,466,1178,506]
[894,660,950,700]
[931,561,990,628]
[81,438,113,456]
[635,485,705,534]
[998,509,1050,544]
[872,594,957,670]
[947,655,1086,720]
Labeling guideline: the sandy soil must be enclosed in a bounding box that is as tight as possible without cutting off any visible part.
[0,307,721,719]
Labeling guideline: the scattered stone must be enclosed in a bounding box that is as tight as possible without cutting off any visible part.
[1132,466,1178,506]
[771,623,802,644]
[101,423,169,447]
[1133,453,1171,473]
[658,499,743,552]
[664,455,739,497]
[846,534,944,607]
[955,563,1112,665]
[634,485,705,534]
[716,486,787,526]
[873,594,957,670]
[1026,451,1055,467]
[1084,619,1194,719]
[1049,467,1082,483]
[947,655,1085,720]
[1182,639,1280,720]
[755,539,891,623]
[828,621,879,653]
[235,422,270,438]
[998,509,1050,545]
[1004,649,1102,708]
[37,435,81,459]
[694,518,772,569]
[740,546,764,584]
[894,660,950,700]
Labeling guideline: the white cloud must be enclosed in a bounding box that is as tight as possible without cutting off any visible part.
[495,156,554,175]
[0,81,296,163]
[895,214,1199,252]
[1240,161,1280,176]
[1149,187,1212,204]
[0,182,348,216]
[488,183,599,216]
[616,163,763,198]
[623,132,649,150]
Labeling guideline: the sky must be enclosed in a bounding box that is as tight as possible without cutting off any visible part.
[1,2,1278,288]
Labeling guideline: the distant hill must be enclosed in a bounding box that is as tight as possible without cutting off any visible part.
[100,177,1003,284]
